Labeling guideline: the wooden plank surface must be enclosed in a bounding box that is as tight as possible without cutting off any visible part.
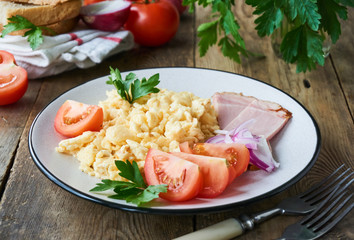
[0,13,196,240]
[0,80,42,194]
[193,2,354,240]
[330,9,354,115]
[0,4,353,240]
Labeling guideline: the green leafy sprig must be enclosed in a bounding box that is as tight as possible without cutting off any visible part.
[184,0,249,63]
[1,15,54,50]
[182,0,353,72]
[107,67,160,103]
[90,160,167,207]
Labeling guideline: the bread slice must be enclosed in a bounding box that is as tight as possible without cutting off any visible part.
[0,0,82,26]
[0,17,79,36]
[0,0,72,6]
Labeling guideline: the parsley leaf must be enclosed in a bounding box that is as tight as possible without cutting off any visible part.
[280,25,324,73]
[107,67,160,104]
[109,188,144,200]
[218,36,241,63]
[287,0,321,31]
[197,20,218,57]
[1,15,51,50]
[115,160,146,188]
[222,10,245,50]
[247,0,284,37]
[126,185,167,206]
[337,0,354,7]
[90,160,167,207]
[189,0,248,63]
[318,0,348,43]
[25,28,44,50]
[90,179,136,192]
[131,74,160,101]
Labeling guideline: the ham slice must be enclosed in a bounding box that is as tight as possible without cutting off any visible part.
[212,92,292,140]
[212,92,255,129]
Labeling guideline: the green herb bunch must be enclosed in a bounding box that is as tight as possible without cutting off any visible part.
[183,0,353,72]
[1,15,55,50]
[107,67,160,104]
[91,160,167,207]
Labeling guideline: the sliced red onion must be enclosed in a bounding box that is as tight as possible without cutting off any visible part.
[207,119,259,149]
[205,134,226,144]
[249,136,279,172]
[206,119,279,172]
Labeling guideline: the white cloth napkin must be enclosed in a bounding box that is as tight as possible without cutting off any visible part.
[0,23,134,79]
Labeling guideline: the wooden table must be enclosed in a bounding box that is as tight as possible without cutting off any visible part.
[1,3,353,239]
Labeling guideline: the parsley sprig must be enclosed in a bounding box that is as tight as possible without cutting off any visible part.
[185,0,250,63]
[183,0,353,72]
[107,67,160,103]
[1,15,54,50]
[90,160,167,207]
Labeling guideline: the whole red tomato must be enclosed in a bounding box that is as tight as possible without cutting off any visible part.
[124,0,180,47]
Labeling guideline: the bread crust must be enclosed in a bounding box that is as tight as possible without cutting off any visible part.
[0,0,72,6]
[0,0,82,26]
[0,17,79,36]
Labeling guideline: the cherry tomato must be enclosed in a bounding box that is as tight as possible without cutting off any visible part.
[54,100,104,138]
[0,50,28,106]
[171,152,229,198]
[181,142,250,185]
[124,0,180,47]
[144,149,203,202]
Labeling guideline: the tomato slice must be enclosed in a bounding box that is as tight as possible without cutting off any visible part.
[54,100,104,138]
[0,50,28,105]
[171,152,229,198]
[185,143,250,185]
[144,149,203,202]
[179,141,193,154]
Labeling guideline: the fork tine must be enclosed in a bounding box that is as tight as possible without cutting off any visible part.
[306,191,348,227]
[305,168,353,200]
[277,166,353,240]
[311,202,353,239]
[299,164,345,198]
[301,184,341,224]
[331,178,354,199]
[311,193,352,231]
[307,173,354,205]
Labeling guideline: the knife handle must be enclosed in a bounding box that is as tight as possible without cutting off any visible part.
[173,208,283,240]
[173,218,244,240]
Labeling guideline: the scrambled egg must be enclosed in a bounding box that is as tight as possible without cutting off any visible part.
[56,89,219,181]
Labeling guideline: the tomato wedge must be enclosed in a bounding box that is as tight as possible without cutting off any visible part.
[144,149,203,202]
[171,152,229,198]
[0,50,28,105]
[181,142,250,185]
[179,141,193,153]
[54,100,104,138]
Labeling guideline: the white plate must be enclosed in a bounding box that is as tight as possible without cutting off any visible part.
[29,67,321,214]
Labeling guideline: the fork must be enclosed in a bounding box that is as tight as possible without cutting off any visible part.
[173,165,353,240]
[277,181,353,239]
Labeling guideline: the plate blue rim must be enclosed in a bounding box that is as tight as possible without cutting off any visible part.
[28,67,321,215]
